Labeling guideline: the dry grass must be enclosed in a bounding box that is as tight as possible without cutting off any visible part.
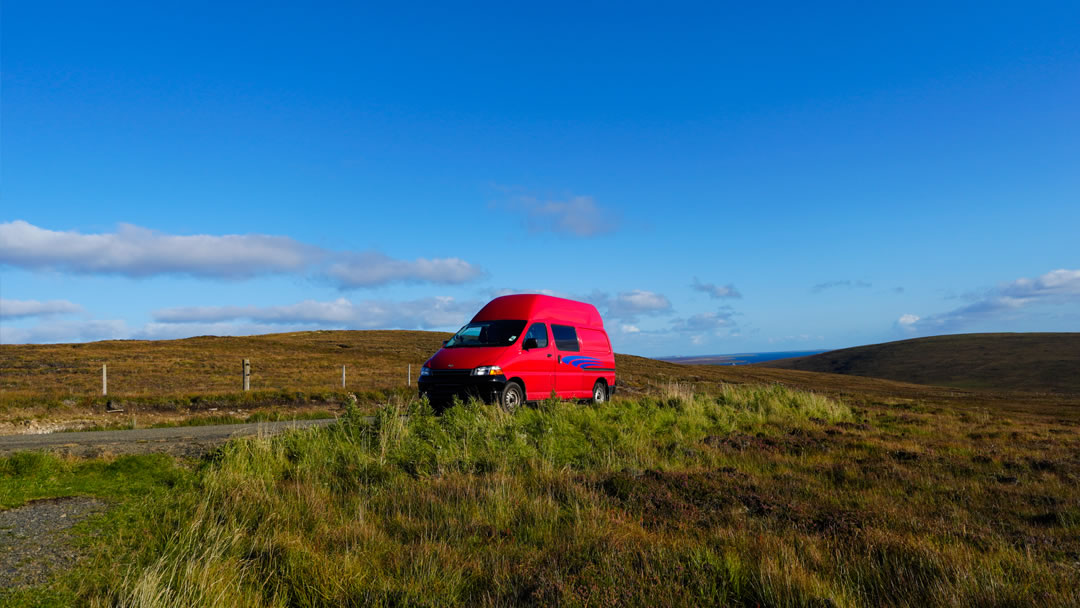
[91,388,1077,606]
[2,379,1078,606]
[3,330,1077,424]
[0,330,442,398]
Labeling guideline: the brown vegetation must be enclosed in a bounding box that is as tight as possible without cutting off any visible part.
[759,332,1080,394]
[3,330,1077,423]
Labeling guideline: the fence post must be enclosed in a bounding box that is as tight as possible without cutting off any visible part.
[408,364,411,386]
[243,359,250,391]
[342,365,346,389]
[102,363,107,396]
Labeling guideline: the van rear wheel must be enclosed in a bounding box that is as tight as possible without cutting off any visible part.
[592,380,608,404]
[499,382,524,413]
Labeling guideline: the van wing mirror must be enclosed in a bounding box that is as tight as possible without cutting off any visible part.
[522,337,539,350]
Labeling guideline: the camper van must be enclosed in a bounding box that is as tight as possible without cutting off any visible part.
[418,294,616,411]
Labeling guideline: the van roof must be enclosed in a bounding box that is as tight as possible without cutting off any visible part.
[471,294,605,328]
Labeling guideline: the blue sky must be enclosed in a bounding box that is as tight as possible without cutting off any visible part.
[2,1,1078,355]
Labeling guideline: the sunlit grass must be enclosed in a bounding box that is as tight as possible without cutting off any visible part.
[30,386,1066,607]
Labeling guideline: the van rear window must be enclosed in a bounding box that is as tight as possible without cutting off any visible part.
[551,325,580,352]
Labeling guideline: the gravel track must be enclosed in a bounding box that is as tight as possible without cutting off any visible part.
[0,418,340,458]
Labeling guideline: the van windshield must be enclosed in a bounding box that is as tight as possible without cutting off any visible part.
[444,320,528,348]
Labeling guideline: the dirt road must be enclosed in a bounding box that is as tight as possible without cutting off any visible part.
[0,418,340,458]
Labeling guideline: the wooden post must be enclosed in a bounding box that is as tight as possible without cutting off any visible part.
[408,364,411,386]
[342,365,346,389]
[102,363,107,396]
[243,359,250,391]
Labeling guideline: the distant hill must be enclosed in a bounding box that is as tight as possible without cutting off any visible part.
[758,333,1080,394]
[661,350,828,366]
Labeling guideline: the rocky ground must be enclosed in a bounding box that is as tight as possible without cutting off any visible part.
[0,497,109,589]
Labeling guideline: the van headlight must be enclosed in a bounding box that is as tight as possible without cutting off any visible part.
[472,365,503,376]
[420,366,431,377]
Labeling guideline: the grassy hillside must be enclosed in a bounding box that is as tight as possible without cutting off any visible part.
[4,386,1078,606]
[2,333,1079,605]
[760,333,1080,394]
[0,330,445,398]
[2,331,1078,423]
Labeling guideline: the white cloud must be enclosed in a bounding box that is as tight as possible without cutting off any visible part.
[326,252,484,288]
[503,194,617,237]
[691,277,742,299]
[897,313,920,326]
[585,289,673,321]
[620,324,641,333]
[0,319,129,344]
[0,220,485,288]
[0,220,320,278]
[0,298,84,319]
[899,268,1080,334]
[998,268,1080,300]
[153,296,479,330]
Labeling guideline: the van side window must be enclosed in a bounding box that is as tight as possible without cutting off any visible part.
[524,323,548,348]
[551,324,580,352]
[578,328,611,354]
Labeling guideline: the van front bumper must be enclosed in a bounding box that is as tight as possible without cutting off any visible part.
[418,373,507,405]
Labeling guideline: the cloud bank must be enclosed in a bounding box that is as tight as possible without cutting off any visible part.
[0,298,84,319]
[898,269,1080,333]
[2,296,481,344]
[153,296,479,330]
[585,289,673,321]
[0,220,483,288]
[326,252,484,288]
[1,320,130,344]
[0,221,319,278]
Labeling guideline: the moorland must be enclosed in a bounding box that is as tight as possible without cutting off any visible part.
[760,332,1080,394]
[1,330,1078,606]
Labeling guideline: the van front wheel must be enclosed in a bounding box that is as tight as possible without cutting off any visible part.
[592,380,608,404]
[499,382,524,413]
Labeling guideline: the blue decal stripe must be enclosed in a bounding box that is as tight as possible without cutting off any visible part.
[562,356,604,370]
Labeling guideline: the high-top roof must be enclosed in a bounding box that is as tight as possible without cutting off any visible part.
[471,294,604,328]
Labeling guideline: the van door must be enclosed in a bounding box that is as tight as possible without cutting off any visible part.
[551,324,584,397]
[517,322,555,400]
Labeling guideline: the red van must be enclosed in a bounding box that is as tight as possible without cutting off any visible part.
[418,294,616,411]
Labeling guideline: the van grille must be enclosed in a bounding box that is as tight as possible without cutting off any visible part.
[431,369,471,377]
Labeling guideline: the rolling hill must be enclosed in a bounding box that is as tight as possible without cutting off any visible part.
[0,330,938,402]
[758,332,1080,394]
[2,331,1077,423]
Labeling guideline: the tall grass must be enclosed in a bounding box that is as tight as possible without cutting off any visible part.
[46,385,1080,606]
